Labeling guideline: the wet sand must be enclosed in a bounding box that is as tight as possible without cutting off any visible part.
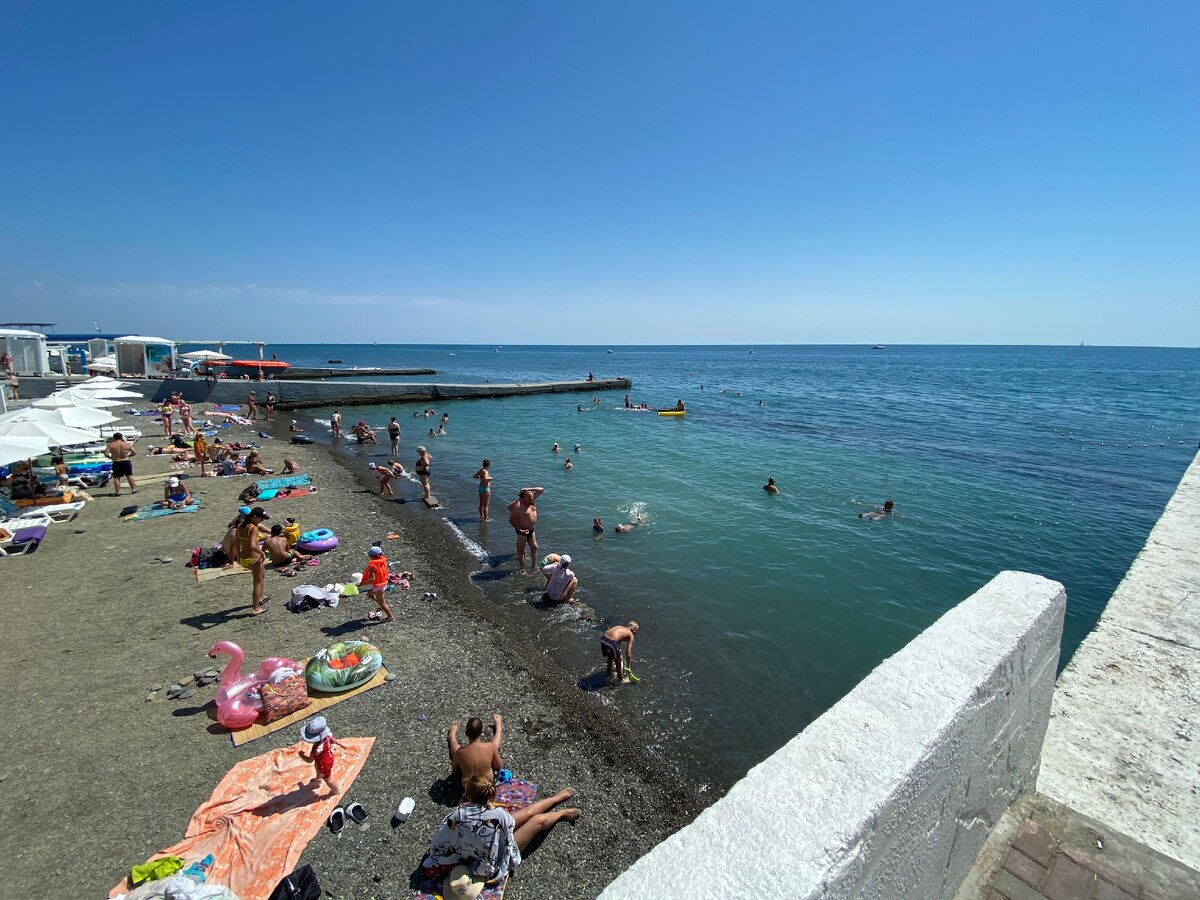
[0,415,699,899]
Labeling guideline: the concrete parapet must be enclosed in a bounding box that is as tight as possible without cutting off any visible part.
[1038,450,1200,871]
[601,571,1066,900]
[18,376,631,408]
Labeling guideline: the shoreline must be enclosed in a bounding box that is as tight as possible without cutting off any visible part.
[0,411,701,900]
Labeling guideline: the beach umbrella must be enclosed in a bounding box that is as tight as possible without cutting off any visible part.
[0,418,102,447]
[86,356,118,372]
[0,405,119,429]
[0,437,51,467]
[77,375,135,389]
[181,349,232,361]
[72,386,145,400]
[36,392,127,410]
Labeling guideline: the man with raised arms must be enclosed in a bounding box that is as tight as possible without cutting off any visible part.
[447,714,504,782]
[507,486,545,571]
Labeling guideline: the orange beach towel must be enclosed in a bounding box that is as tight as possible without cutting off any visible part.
[110,737,374,900]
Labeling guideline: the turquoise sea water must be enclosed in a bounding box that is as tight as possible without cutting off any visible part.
[248,344,1198,786]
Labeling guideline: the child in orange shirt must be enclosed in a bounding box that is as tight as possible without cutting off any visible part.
[361,545,394,624]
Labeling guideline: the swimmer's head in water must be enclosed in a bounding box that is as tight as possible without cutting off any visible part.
[884,499,894,510]
[465,717,483,740]
[482,459,491,467]
[767,478,776,485]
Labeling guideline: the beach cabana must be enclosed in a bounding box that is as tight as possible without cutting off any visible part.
[114,336,177,378]
[0,329,50,376]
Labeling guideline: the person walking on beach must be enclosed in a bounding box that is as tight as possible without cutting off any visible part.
[541,553,578,603]
[298,716,341,797]
[237,506,271,615]
[331,410,342,437]
[361,545,394,624]
[601,622,639,683]
[447,714,504,782]
[104,433,138,496]
[264,392,276,422]
[472,459,492,521]
[247,391,257,421]
[388,416,400,456]
[507,486,544,571]
[415,445,432,503]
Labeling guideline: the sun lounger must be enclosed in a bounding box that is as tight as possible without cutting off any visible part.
[0,494,85,524]
[0,525,47,556]
[1,512,53,530]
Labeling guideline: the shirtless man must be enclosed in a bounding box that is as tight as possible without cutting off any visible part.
[859,499,895,521]
[447,714,504,782]
[103,433,138,496]
[237,507,272,615]
[615,513,644,533]
[507,486,544,571]
[263,524,312,567]
[763,477,780,495]
[601,622,639,683]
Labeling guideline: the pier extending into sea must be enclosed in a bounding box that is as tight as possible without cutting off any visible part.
[19,375,632,409]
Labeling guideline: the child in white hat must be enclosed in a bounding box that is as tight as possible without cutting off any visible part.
[298,715,340,796]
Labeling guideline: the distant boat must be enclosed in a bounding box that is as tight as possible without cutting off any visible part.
[327,359,342,363]
[607,348,614,354]
[871,345,886,350]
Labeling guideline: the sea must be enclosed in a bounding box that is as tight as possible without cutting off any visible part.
[230,344,1199,789]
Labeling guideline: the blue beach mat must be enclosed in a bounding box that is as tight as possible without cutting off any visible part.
[252,474,312,491]
[121,499,202,521]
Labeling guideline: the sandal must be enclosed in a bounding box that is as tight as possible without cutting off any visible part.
[328,807,346,834]
[346,801,367,824]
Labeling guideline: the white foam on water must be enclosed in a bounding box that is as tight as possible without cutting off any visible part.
[442,518,489,563]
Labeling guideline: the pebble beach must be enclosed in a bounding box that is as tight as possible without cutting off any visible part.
[0,411,699,900]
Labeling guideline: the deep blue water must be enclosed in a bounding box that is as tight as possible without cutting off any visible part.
[231,344,1199,785]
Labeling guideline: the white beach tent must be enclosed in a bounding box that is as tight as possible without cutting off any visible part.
[0,405,118,430]
[0,329,50,376]
[113,336,177,378]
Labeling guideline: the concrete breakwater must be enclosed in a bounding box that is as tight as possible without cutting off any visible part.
[22,376,632,409]
[283,366,437,379]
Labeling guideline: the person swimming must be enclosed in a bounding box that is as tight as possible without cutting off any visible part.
[859,499,895,521]
[592,517,604,533]
[615,513,644,533]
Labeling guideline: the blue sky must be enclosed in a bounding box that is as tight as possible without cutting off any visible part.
[2,2,1197,345]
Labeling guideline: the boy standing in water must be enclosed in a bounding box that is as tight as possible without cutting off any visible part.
[601,622,639,683]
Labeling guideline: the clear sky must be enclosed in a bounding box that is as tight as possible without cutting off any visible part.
[2,2,1197,345]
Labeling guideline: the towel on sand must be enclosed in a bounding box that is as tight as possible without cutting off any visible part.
[121,500,202,521]
[109,738,374,900]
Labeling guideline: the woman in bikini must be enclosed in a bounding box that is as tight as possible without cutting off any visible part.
[472,459,492,521]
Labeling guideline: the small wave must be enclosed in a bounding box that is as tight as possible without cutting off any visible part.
[313,418,331,427]
[442,518,489,562]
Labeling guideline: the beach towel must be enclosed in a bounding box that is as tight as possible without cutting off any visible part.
[108,738,374,900]
[493,779,539,812]
[258,488,314,502]
[122,500,202,521]
[251,475,311,492]
[195,564,252,583]
[229,665,391,747]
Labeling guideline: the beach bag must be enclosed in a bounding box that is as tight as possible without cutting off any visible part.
[260,673,309,722]
[269,865,321,900]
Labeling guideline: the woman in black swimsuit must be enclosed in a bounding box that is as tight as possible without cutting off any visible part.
[415,445,432,502]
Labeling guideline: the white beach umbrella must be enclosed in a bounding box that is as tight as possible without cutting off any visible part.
[86,356,118,372]
[0,405,119,429]
[0,437,51,467]
[77,375,135,389]
[72,386,145,400]
[0,419,102,447]
[36,392,127,410]
[181,349,232,361]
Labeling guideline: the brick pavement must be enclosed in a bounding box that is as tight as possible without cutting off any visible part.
[989,819,1144,900]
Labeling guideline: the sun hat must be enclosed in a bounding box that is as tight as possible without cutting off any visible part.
[369,546,383,557]
[168,476,180,486]
[443,866,486,900]
[299,715,331,743]
[559,554,572,565]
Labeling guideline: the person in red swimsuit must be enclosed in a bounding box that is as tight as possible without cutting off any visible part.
[299,716,340,796]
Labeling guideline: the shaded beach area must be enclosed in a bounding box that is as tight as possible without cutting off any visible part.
[0,415,699,899]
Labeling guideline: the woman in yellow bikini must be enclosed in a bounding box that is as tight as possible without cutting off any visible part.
[237,507,272,615]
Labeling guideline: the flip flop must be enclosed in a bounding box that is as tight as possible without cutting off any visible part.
[368,610,383,620]
[346,801,367,824]
[328,807,346,834]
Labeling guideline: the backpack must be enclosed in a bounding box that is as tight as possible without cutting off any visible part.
[269,865,321,900]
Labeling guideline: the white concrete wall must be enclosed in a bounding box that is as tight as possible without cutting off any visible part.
[601,571,1066,900]
[1038,450,1200,870]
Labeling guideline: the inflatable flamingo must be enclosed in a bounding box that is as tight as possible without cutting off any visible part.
[208,641,300,729]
